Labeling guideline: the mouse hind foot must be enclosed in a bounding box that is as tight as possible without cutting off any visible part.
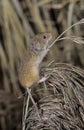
[27,88,41,119]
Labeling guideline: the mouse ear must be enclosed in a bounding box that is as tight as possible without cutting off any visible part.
[31,40,41,52]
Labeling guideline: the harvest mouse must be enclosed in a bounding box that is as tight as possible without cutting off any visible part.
[18,32,52,118]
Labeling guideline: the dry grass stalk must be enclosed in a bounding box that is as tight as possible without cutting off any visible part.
[0,90,23,130]
[0,0,84,130]
[23,63,84,130]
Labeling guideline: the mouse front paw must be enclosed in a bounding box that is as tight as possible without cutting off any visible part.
[38,75,49,83]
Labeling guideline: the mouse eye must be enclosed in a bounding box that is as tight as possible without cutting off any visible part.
[43,35,46,39]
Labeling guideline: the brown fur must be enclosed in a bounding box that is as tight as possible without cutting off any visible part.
[18,33,52,88]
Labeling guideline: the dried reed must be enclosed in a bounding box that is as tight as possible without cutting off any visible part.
[23,63,84,130]
[0,0,84,130]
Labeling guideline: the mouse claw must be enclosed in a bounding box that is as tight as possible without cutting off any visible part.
[38,75,49,83]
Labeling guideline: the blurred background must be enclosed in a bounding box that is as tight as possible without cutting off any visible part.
[0,0,84,130]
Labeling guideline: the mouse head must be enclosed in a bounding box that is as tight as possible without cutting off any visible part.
[30,32,52,53]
